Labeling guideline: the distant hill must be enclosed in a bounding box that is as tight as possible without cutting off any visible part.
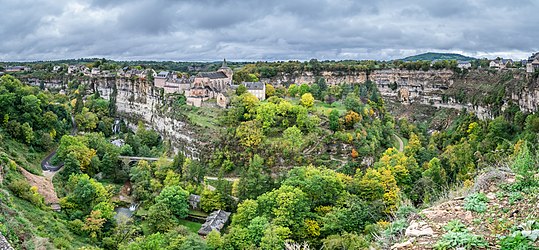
[401,52,476,62]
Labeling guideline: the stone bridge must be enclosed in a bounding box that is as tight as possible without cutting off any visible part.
[118,156,173,164]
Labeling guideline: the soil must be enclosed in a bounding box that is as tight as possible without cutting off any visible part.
[19,167,59,205]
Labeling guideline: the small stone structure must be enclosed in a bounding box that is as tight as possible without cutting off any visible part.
[198,210,231,236]
[189,194,201,210]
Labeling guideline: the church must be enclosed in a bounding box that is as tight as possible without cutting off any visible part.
[154,59,233,108]
[186,60,233,107]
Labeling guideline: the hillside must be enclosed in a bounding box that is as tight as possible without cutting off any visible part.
[401,52,476,62]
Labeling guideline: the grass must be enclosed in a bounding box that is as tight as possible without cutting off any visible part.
[178,219,202,234]
[189,210,208,217]
[3,196,91,249]
[186,106,223,130]
[0,136,50,175]
[312,100,347,116]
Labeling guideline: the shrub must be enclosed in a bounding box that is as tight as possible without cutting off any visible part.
[464,193,489,213]
[499,232,535,250]
[443,220,467,233]
[434,231,488,250]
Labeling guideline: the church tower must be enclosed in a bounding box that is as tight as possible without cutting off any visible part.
[217,58,233,81]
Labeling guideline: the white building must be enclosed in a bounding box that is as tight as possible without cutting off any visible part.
[243,82,266,101]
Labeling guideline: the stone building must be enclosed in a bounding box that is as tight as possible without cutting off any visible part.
[186,60,233,107]
[242,81,266,100]
[153,60,234,107]
[198,210,231,236]
[526,52,539,73]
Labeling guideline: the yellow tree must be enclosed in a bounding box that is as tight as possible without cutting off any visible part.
[300,93,314,108]
[236,120,264,148]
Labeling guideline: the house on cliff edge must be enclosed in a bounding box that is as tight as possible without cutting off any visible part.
[526,52,539,73]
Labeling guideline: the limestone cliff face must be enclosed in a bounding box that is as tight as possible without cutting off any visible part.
[264,70,368,85]
[510,76,539,113]
[92,77,201,158]
[23,70,538,157]
[265,69,495,119]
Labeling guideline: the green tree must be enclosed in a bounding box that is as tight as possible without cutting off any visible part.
[147,202,176,233]
[329,109,340,132]
[236,84,247,96]
[206,230,224,250]
[237,155,273,200]
[288,84,298,97]
[299,83,310,96]
[130,160,154,201]
[283,126,303,149]
[155,185,190,219]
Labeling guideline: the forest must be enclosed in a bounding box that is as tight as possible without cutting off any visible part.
[1,65,539,250]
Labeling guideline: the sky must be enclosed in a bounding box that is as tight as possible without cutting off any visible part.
[0,0,538,62]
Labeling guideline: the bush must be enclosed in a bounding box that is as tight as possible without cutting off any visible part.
[435,231,488,250]
[464,193,489,213]
[443,220,467,233]
[499,232,535,250]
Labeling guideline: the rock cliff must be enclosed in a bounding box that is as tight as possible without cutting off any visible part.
[91,77,202,158]
[23,69,539,157]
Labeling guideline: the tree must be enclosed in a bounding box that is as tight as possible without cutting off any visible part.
[344,111,361,128]
[329,109,340,132]
[236,84,247,96]
[423,157,447,190]
[130,160,153,201]
[256,102,277,130]
[61,174,109,216]
[260,224,291,250]
[265,84,275,97]
[147,202,176,233]
[237,155,273,200]
[82,210,106,240]
[172,152,186,176]
[236,120,264,148]
[283,126,303,149]
[300,93,314,108]
[200,188,226,212]
[299,84,310,96]
[206,230,224,250]
[155,185,190,219]
[288,84,298,97]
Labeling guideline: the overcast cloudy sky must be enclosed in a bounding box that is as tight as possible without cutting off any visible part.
[1,0,538,61]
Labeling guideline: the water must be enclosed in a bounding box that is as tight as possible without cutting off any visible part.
[112,119,121,134]
[114,203,138,219]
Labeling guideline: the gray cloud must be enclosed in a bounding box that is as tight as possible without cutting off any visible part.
[0,0,537,61]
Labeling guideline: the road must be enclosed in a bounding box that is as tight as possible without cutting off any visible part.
[41,115,77,172]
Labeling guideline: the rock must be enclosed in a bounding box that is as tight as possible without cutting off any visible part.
[391,238,414,249]
[464,211,473,221]
[486,192,496,200]
[405,221,434,237]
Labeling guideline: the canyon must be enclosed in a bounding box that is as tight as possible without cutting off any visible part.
[28,69,539,157]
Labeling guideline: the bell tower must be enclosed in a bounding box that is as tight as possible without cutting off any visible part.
[217,58,233,82]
